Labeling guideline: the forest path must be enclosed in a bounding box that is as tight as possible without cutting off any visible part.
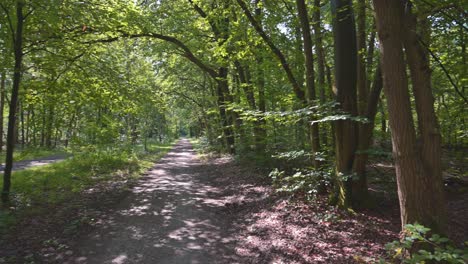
[0,154,69,172]
[66,139,243,264]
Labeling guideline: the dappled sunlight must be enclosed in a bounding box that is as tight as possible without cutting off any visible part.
[66,139,243,263]
[234,198,399,263]
[111,254,128,264]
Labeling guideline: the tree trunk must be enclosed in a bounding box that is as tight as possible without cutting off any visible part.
[353,0,369,201]
[326,64,336,150]
[0,71,5,152]
[313,0,328,147]
[330,0,358,208]
[46,104,54,148]
[217,68,235,154]
[402,6,446,233]
[366,23,376,92]
[352,64,383,205]
[20,102,25,148]
[253,2,267,154]
[25,109,30,145]
[296,0,320,168]
[373,0,446,233]
[31,108,37,146]
[2,1,24,203]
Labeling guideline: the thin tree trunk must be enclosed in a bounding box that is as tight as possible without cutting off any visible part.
[353,0,369,201]
[25,109,30,145]
[14,103,20,145]
[326,64,336,150]
[46,105,54,148]
[2,1,24,203]
[253,2,267,154]
[31,108,36,146]
[0,72,5,152]
[217,68,235,154]
[296,0,320,168]
[366,24,376,92]
[313,0,328,147]
[20,102,25,148]
[352,64,383,204]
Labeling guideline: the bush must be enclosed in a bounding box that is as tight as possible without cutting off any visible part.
[382,224,468,263]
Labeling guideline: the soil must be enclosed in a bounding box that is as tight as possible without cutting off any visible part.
[0,139,466,263]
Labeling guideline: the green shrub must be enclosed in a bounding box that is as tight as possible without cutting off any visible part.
[269,167,333,200]
[382,224,468,263]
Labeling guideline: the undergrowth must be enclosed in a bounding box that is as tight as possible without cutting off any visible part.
[381,224,468,263]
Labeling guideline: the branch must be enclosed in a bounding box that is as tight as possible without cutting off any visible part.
[235,0,305,102]
[188,0,229,45]
[419,0,467,31]
[419,38,467,104]
[0,3,16,45]
[165,90,204,109]
[83,31,219,79]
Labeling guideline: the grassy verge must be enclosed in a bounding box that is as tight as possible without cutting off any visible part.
[0,140,174,233]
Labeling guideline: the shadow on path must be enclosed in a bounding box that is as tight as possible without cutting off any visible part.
[65,139,243,264]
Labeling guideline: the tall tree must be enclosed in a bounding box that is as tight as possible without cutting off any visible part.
[2,0,24,203]
[352,0,369,200]
[373,0,446,233]
[296,0,321,168]
[0,72,5,152]
[330,0,358,208]
[403,2,447,232]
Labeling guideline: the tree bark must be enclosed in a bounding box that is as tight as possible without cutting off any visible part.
[352,64,383,204]
[373,0,446,233]
[0,72,5,152]
[313,0,328,147]
[2,1,24,203]
[353,0,370,201]
[217,67,235,154]
[403,6,446,233]
[296,0,320,168]
[20,102,25,147]
[253,2,267,154]
[330,0,358,208]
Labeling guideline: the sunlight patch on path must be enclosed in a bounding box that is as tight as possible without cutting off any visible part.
[66,139,240,264]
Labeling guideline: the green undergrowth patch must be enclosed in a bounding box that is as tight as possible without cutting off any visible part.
[0,140,175,233]
[189,137,217,160]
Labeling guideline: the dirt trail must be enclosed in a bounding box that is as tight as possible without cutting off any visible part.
[66,139,243,264]
[0,154,68,172]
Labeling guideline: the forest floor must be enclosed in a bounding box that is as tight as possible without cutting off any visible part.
[0,139,466,263]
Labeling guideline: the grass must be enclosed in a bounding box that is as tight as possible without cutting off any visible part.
[0,140,175,233]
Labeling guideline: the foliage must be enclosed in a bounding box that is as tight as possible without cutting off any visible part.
[382,224,468,264]
[269,168,333,201]
[269,149,333,201]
